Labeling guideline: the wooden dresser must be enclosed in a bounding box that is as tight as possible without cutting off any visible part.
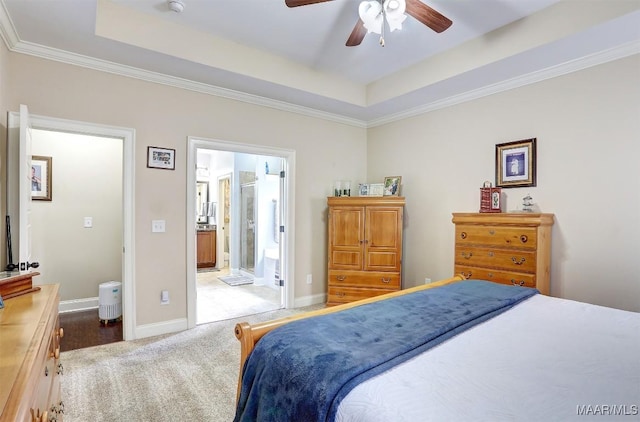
[452,213,554,295]
[0,283,64,422]
[327,196,405,305]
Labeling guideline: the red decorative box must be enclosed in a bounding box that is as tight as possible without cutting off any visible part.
[480,187,502,213]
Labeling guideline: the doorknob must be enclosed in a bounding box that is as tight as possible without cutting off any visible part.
[19,261,40,271]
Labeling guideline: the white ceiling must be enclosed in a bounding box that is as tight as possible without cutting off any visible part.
[1,0,639,126]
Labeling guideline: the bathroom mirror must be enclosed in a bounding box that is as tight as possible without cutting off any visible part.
[196,182,208,224]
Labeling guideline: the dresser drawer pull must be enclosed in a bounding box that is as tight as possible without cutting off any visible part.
[520,235,528,243]
[462,272,472,279]
[511,257,526,265]
[488,251,494,257]
[460,232,467,239]
[336,275,346,281]
[487,273,494,278]
[511,279,526,286]
[489,229,495,235]
[461,252,473,259]
[381,278,391,284]
[336,292,345,297]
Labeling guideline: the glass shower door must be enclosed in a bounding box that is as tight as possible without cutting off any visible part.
[240,182,255,273]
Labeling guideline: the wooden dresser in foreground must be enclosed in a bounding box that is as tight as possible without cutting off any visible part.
[327,196,405,305]
[0,282,64,422]
[452,213,554,295]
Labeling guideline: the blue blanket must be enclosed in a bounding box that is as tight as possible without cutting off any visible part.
[234,280,538,422]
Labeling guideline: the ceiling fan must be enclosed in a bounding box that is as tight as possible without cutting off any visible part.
[285,0,452,47]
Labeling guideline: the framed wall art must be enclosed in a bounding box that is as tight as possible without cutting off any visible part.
[495,138,536,188]
[147,146,175,170]
[31,155,52,201]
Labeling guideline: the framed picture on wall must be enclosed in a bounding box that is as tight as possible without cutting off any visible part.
[147,146,175,170]
[496,138,536,188]
[31,155,52,201]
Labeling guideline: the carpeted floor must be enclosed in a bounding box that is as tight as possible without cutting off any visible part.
[61,304,323,422]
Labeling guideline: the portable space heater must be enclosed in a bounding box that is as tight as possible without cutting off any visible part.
[99,281,122,322]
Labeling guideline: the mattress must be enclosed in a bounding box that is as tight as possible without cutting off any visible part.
[335,294,640,421]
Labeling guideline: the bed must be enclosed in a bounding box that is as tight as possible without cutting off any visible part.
[233,276,640,421]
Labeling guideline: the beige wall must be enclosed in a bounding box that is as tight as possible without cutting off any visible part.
[368,54,640,312]
[1,45,637,335]
[31,129,123,302]
[3,51,367,326]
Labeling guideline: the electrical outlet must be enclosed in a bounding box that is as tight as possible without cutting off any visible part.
[161,290,170,304]
[424,277,432,284]
[306,274,312,284]
[83,217,93,228]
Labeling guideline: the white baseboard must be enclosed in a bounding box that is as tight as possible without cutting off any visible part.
[59,297,99,313]
[135,318,188,340]
[293,293,326,308]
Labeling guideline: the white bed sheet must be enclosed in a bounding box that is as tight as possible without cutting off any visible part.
[336,294,640,422]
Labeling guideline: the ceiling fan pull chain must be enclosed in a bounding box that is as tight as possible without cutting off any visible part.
[379,4,386,47]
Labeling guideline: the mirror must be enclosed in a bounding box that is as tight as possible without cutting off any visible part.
[196,182,208,224]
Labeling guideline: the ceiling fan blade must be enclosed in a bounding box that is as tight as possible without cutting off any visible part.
[285,0,333,7]
[346,19,367,47]
[405,0,452,33]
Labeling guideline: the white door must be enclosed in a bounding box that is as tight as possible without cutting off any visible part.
[6,104,37,272]
[18,104,37,271]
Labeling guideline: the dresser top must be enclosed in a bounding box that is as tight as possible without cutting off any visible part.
[452,212,554,226]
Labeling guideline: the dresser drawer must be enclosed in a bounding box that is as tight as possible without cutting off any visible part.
[455,265,536,288]
[455,225,538,250]
[328,270,400,289]
[327,286,393,305]
[454,246,537,273]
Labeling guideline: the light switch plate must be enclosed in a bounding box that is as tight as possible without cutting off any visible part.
[84,217,93,228]
[152,220,166,233]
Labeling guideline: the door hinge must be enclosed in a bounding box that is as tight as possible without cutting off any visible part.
[280,170,285,178]
[279,225,285,233]
[278,278,284,287]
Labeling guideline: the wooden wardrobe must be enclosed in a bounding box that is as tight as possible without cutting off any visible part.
[326,196,405,305]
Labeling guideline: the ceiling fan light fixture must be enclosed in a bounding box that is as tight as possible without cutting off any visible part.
[359,1,383,34]
[358,0,406,36]
[168,0,185,13]
[383,0,406,32]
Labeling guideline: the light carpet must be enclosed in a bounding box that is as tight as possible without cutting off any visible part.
[61,305,323,422]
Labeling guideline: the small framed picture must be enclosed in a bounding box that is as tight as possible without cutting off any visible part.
[496,138,536,188]
[358,183,369,196]
[32,155,52,201]
[147,146,175,170]
[369,183,384,197]
[383,176,402,196]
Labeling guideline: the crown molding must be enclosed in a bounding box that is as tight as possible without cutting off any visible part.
[1,1,637,130]
[368,40,640,128]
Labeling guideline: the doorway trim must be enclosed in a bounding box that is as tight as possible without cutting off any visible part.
[186,137,296,329]
[23,113,136,340]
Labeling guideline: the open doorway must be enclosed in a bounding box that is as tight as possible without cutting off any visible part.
[186,138,295,328]
[6,109,135,343]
